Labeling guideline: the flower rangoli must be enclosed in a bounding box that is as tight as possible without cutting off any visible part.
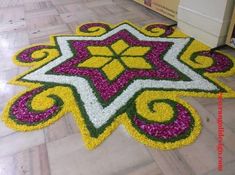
[1,22,235,150]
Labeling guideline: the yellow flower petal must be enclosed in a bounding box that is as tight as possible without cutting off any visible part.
[31,49,59,60]
[87,46,113,56]
[102,59,125,80]
[122,46,150,56]
[78,56,112,68]
[121,57,152,69]
[111,40,129,55]
[193,55,214,68]
[136,94,174,122]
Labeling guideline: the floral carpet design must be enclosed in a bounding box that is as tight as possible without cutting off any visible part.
[2,22,235,150]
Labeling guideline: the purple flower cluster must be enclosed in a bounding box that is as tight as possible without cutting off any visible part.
[53,30,179,102]
[17,45,51,63]
[145,24,174,37]
[133,103,192,140]
[197,51,232,73]
[11,88,60,124]
[79,23,111,34]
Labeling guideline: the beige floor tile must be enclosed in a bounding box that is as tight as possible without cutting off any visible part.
[205,160,235,175]
[51,0,81,5]
[149,128,235,175]
[126,162,163,175]
[0,31,29,71]
[204,99,235,131]
[84,0,115,8]
[47,128,158,175]
[222,47,235,57]
[56,3,86,14]
[60,11,95,24]
[44,113,79,143]
[23,0,46,4]
[26,15,64,30]
[193,97,218,106]
[148,149,195,175]
[0,7,26,32]
[0,0,235,174]
[0,121,15,138]
[179,98,235,173]
[24,1,54,12]
[0,155,14,175]
[0,130,45,157]
[0,0,24,8]
[219,77,235,90]
[25,8,59,19]
[0,31,29,49]
[178,129,234,175]
[0,50,19,70]
[28,24,72,43]
[0,68,26,110]
[185,98,235,154]
[65,113,80,133]
[0,143,50,175]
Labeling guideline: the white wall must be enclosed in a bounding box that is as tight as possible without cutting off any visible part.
[178,0,234,47]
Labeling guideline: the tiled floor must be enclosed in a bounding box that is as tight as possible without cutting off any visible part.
[0,0,235,175]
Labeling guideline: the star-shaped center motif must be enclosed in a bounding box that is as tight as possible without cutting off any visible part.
[78,39,152,81]
[21,23,219,128]
[50,29,187,102]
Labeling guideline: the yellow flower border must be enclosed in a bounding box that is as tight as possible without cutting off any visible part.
[1,21,235,150]
[2,86,202,150]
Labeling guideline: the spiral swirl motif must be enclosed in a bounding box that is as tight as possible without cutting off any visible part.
[77,23,111,36]
[16,45,59,63]
[190,51,233,73]
[129,97,196,142]
[10,87,64,125]
[144,24,174,37]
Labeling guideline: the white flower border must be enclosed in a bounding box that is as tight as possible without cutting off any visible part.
[22,24,218,128]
